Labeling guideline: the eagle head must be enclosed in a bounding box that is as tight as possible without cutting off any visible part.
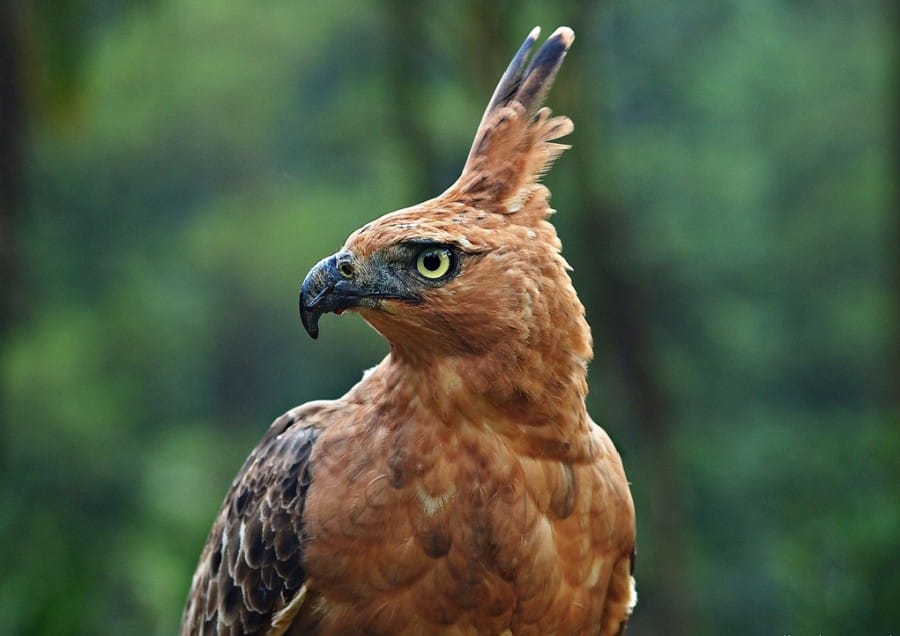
[299,27,589,367]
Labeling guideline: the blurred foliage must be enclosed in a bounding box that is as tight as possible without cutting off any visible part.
[0,1,896,634]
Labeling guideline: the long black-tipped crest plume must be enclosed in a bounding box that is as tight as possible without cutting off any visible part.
[450,26,576,213]
[473,27,541,139]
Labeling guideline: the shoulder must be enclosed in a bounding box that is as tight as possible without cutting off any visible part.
[261,400,336,446]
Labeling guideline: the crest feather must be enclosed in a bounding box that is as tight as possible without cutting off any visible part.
[446,26,575,212]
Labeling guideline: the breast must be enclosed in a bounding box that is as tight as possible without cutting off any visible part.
[299,418,631,635]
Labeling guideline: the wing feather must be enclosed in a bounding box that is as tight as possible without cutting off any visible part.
[180,403,330,635]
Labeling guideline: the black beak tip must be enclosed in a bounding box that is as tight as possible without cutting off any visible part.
[306,321,319,339]
[299,299,320,340]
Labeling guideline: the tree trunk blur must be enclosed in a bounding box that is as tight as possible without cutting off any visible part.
[884,40,898,410]
[0,0,23,336]
[381,1,444,199]
[563,3,694,630]
[569,175,693,636]
[0,0,25,476]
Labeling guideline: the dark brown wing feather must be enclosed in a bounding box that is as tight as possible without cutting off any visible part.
[180,402,329,635]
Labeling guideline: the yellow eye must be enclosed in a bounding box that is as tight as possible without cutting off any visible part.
[415,247,452,279]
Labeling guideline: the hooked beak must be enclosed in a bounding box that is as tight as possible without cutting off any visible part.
[298,251,416,339]
[299,255,351,339]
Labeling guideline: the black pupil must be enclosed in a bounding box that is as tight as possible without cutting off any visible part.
[423,252,442,271]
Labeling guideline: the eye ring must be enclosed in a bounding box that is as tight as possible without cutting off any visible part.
[415,247,453,280]
[337,261,354,279]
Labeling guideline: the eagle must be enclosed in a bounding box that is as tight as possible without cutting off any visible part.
[181,26,636,635]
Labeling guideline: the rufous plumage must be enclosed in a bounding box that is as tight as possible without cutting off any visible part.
[182,26,636,636]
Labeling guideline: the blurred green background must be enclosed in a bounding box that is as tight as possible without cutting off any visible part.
[0,1,896,634]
